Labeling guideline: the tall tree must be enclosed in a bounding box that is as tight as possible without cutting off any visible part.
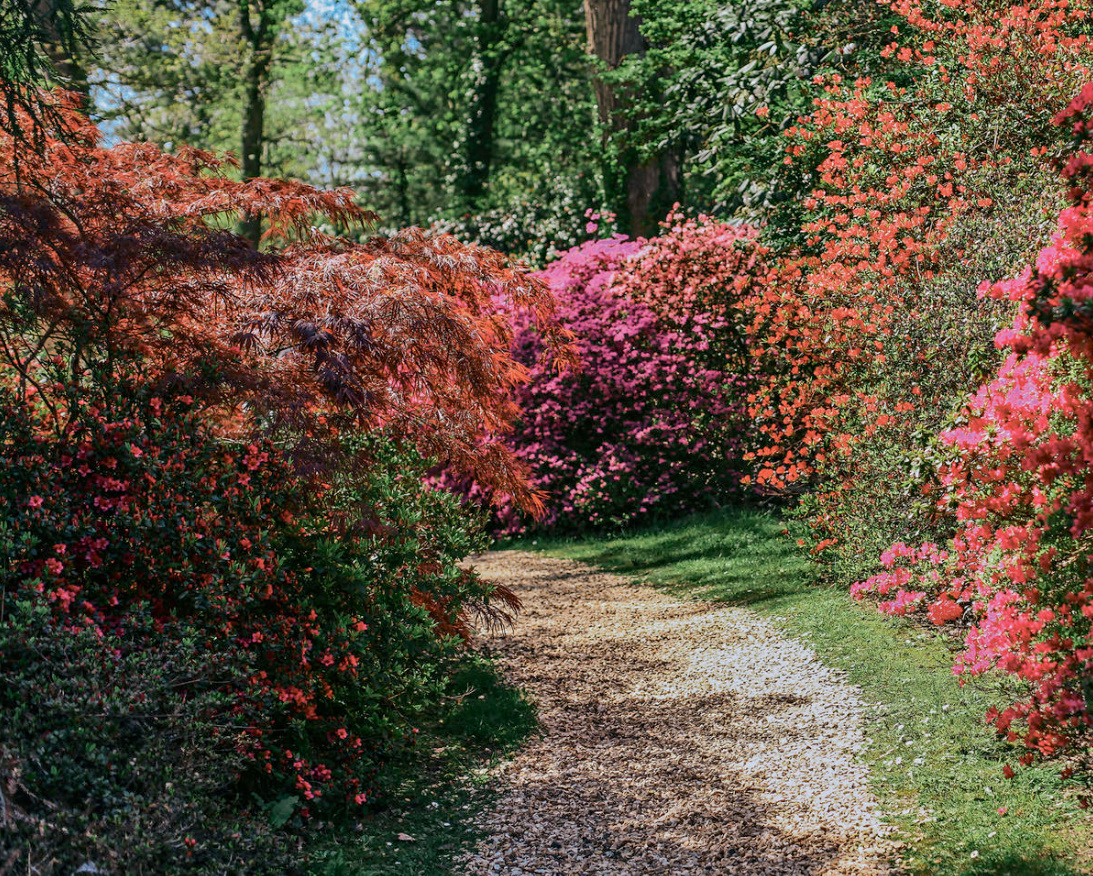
[583,0,677,236]
[622,0,899,220]
[27,0,89,94]
[461,0,503,206]
[89,0,302,244]
[238,0,296,244]
[0,0,93,143]
[358,0,601,255]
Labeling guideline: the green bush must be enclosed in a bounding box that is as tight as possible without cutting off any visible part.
[0,380,502,873]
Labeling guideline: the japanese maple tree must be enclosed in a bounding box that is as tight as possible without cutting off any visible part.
[0,90,572,510]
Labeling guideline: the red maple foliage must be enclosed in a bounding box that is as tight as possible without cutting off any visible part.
[0,91,571,854]
[0,91,573,511]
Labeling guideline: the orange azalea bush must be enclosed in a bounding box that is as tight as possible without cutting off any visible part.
[853,85,1093,776]
[744,0,1093,581]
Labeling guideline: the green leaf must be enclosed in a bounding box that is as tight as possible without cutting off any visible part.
[268,795,298,829]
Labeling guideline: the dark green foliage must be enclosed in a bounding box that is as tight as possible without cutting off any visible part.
[357,0,602,241]
[306,655,537,875]
[439,659,537,749]
[0,0,94,145]
[1,608,295,875]
[0,0,91,85]
[616,0,901,218]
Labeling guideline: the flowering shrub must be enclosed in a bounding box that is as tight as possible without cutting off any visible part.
[852,84,1093,776]
[444,221,756,534]
[0,378,504,870]
[0,94,572,514]
[612,212,763,374]
[742,0,1092,585]
[0,92,553,872]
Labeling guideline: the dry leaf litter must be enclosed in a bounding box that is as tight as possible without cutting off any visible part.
[459,551,901,876]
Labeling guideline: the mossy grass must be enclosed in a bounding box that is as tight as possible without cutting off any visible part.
[513,507,1093,876]
[308,654,537,875]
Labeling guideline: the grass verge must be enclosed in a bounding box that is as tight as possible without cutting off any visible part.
[515,507,1093,876]
[307,655,536,876]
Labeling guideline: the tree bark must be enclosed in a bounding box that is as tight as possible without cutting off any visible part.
[583,0,643,128]
[583,0,677,237]
[239,0,274,248]
[461,0,505,208]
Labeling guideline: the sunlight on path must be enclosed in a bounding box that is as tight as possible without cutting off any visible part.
[459,551,900,876]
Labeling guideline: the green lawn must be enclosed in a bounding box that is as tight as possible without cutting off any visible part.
[516,508,1093,876]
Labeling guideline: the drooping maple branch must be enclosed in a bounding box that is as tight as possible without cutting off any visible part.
[0,91,575,511]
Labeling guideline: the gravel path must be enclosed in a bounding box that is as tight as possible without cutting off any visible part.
[459,551,900,876]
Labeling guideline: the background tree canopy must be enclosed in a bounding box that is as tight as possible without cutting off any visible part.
[74,0,894,252]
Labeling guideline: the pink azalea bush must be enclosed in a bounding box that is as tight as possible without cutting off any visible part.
[444,219,758,535]
[613,213,761,376]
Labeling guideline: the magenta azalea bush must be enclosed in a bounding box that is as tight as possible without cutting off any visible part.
[443,232,752,534]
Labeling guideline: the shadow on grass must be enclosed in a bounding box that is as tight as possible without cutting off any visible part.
[440,660,538,750]
[937,847,1091,876]
[307,655,537,876]
[521,507,819,610]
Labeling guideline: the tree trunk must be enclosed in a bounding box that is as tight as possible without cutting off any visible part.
[239,0,274,248]
[584,0,678,237]
[395,152,412,226]
[461,0,505,208]
[583,0,643,128]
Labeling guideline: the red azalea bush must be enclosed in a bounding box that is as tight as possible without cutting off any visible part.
[0,375,505,870]
[614,212,764,374]
[444,218,758,535]
[853,84,1093,774]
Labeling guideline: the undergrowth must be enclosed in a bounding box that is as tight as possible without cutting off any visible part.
[516,509,1093,876]
[307,655,537,876]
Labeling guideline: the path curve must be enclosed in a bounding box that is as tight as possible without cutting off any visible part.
[459,551,899,876]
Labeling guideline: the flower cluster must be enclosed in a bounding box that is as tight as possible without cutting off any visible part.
[0,93,541,868]
[852,83,1093,772]
[442,220,758,534]
[737,0,1093,595]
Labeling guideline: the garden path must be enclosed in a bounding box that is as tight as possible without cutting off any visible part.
[458,551,899,876]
